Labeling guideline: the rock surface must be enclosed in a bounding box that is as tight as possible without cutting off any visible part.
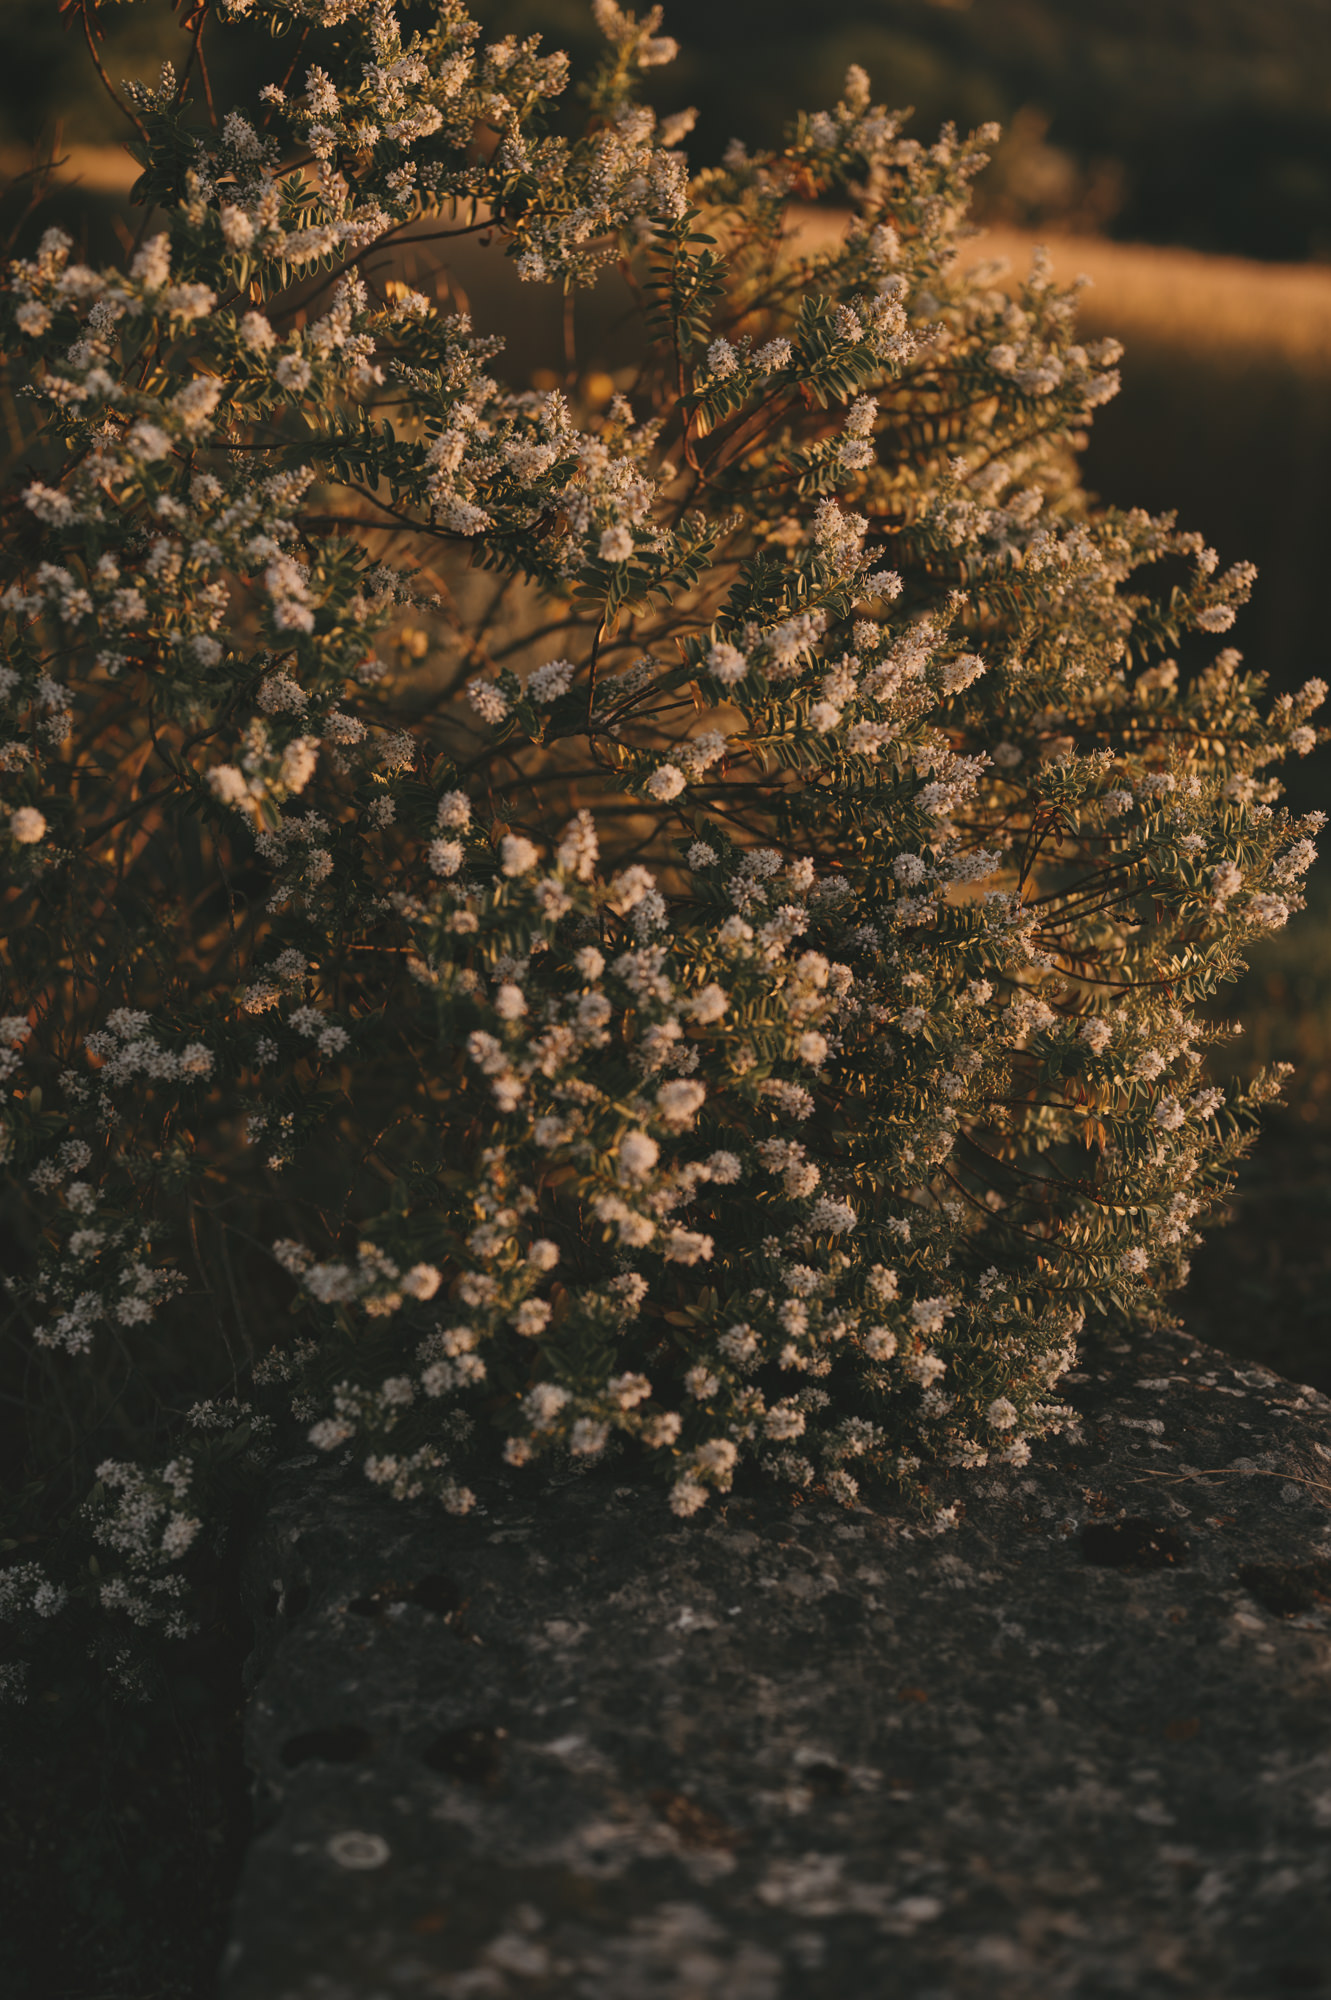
[221,1327,1331,1999]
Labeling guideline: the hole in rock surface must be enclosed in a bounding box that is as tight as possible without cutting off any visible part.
[1239,1561,1330,1617]
[407,1572,464,1615]
[819,1590,864,1629]
[1272,1965,1326,1991]
[281,1725,373,1767]
[347,1571,463,1618]
[420,1724,503,1784]
[1080,1518,1189,1569]
[802,1761,849,1796]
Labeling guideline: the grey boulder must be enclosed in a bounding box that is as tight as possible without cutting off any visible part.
[221,1327,1331,1998]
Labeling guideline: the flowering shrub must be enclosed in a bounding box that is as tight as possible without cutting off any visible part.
[0,0,1324,1668]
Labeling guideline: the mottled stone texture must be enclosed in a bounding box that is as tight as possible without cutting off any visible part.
[222,1330,1331,1999]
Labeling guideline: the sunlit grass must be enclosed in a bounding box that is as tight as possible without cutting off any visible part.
[978,226,1331,375]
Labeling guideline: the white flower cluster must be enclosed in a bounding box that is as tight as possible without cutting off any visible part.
[1,1,1320,1651]
[86,1459,201,1638]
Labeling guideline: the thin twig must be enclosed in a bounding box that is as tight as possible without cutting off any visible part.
[74,0,150,144]
[1131,1465,1331,1500]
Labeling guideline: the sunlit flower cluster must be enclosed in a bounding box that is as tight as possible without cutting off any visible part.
[0,0,1321,1669]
